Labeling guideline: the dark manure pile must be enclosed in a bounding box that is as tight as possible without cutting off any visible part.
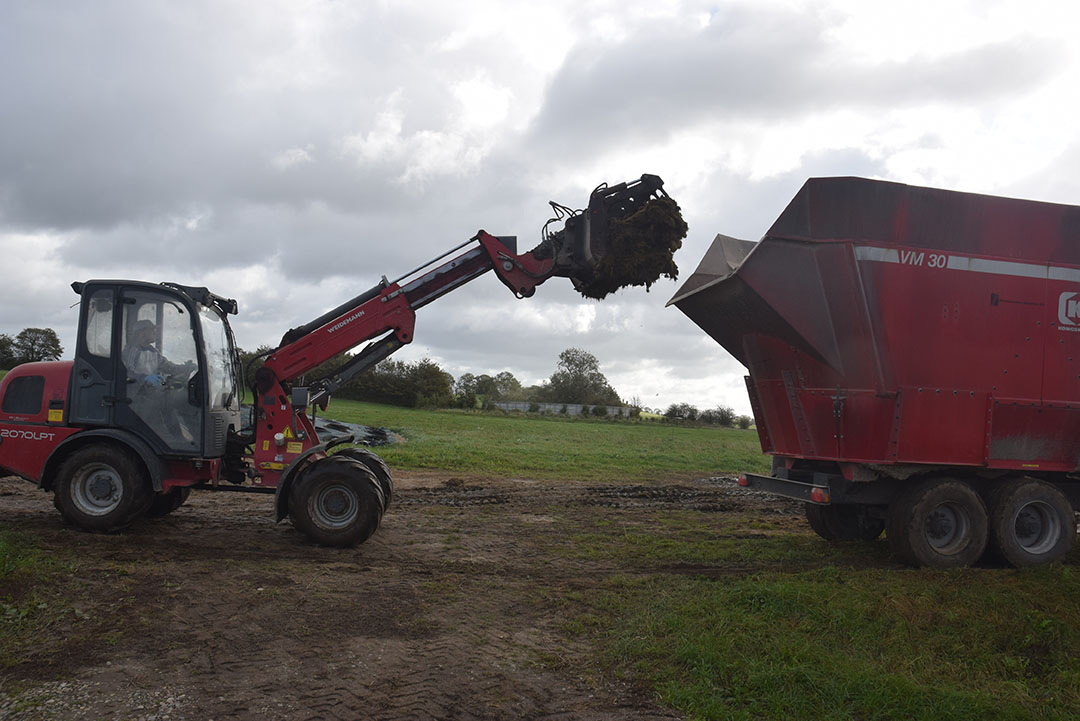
[579,195,688,300]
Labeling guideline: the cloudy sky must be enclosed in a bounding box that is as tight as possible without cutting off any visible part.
[2,0,1078,414]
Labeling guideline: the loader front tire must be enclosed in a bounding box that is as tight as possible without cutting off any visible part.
[886,477,988,568]
[53,445,151,532]
[289,456,385,547]
[986,479,1075,568]
[146,487,191,518]
[333,447,393,509]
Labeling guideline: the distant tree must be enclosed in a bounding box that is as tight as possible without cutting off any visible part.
[696,406,734,425]
[454,373,477,397]
[0,333,14,369]
[494,371,525,400]
[339,357,453,408]
[237,345,275,391]
[523,384,544,401]
[454,372,478,408]
[14,327,63,363]
[411,358,454,408]
[714,405,736,426]
[540,348,620,405]
[474,374,499,399]
[664,402,699,421]
[736,414,753,430]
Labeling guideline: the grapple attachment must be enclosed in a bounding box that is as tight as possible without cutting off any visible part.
[541,174,688,299]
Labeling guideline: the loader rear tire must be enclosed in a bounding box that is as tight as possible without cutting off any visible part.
[805,504,884,541]
[986,479,1075,568]
[289,456,385,547]
[53,445,151,532]
[886,477,988,568]
[146,487,191,518]
[333,447,393,509]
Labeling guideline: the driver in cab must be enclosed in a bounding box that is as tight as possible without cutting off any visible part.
[123,319,178,385]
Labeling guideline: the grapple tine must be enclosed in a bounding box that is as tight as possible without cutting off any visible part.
[544,174,687,299]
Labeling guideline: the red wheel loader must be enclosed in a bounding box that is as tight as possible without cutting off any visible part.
[671,177,1080,568]
[0,175,677,546]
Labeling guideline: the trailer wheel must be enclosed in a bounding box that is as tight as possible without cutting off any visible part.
[333,447,394,509]
[146,487,191,518]
[53,445,152,532]
[289,456,385,547]
[805,504,884,541]
[986,479,1075,568]
[886,478,988,568]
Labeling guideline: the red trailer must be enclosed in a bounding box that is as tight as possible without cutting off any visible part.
[670,177,1080,568]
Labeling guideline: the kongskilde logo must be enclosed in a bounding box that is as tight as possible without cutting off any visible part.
[1059,292,1080,330]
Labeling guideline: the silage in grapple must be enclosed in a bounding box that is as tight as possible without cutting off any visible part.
[578,195,688,300]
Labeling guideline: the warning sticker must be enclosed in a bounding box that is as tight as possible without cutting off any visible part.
[287,442,303,455]
[47,409,63,423]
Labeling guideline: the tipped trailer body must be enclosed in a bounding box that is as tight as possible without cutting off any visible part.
[671,177,1080,567]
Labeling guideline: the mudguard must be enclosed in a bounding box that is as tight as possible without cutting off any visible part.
[273,435,354,522]
[41,428,170,492]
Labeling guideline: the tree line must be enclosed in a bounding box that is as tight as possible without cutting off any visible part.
[240,345,751,428]
[661,402,754,429]
[239,346,623,410]
[0,328,64,368]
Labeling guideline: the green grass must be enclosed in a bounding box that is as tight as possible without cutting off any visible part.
[0,529,75,669]
[0,530,39,581]
[575,565,1080,721]
[324,399,767,482]
[552,509,1080,721]
[547,512,891,569]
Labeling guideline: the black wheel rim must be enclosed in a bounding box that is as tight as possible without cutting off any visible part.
[310,483,359,529]
[1011,501,1060,554]
[924,501,970,553]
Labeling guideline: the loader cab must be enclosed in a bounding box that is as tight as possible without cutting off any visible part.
[68,280,242,458]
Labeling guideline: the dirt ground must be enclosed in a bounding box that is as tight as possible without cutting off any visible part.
[0,472,804,721]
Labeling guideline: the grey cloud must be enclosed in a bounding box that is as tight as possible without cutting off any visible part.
[527,7,1059,156]
[0,2,480,233]
[680,146,889,243]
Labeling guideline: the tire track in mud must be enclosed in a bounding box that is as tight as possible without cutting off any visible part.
[0,475,792,721]
[397,478,802,513]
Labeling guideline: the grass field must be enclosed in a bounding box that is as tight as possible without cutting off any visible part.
[324,399,770,481]
[563,539,1080,721]
[325,401,1080,720]
[2,400,1078,719]
[329,401,1079,720]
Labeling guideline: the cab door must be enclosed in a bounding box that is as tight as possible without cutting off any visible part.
[68,285,119,426]
[114,287,204,455]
